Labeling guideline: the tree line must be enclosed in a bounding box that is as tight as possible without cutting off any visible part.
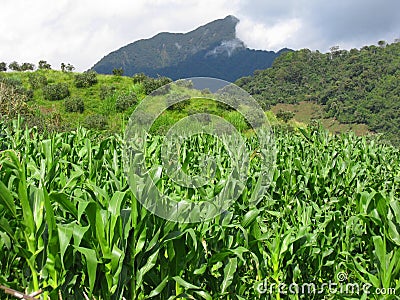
[0,60,74,72]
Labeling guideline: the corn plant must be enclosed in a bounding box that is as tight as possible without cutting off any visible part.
[0,121,399,299]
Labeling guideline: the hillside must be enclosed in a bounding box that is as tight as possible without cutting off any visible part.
[91,16,289,81]
[237,41,400,144]
[0,70,275,135]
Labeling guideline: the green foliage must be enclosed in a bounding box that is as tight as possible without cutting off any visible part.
[43,82,70,101]
[0,62,7,72]
[238,42,400,144]
[0,76,33,100]
[20,62,35,71]
[132,72,147,84]
[38,60,51,70]
[28,72,47,89]
[115,92,137,112]
[0,82,30,120]
[65,96,85,113]
[99,84,116,100]
[112,67,124,76]
[84,114,108,130]
[0,123,399,299]
[8,61,21,71]
[142,75,172,95]
[61,63,75,72]
[74,71,98,88]
[276,109,295,123]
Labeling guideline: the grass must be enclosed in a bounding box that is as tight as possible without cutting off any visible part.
[271,101,370,136]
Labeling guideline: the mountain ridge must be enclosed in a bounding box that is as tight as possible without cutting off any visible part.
[92,16,289,81]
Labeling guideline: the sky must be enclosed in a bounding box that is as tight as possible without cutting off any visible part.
[1,0,399,71]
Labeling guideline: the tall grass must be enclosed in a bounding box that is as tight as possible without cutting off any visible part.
[0,121,399,299]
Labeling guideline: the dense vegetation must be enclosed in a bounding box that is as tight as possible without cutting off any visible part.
[0,120,399,299]
[237,41,400,144]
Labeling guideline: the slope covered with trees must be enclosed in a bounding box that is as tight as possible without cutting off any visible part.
[237,41,400,144]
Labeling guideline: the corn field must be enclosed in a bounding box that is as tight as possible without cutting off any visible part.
[0,119,400,299]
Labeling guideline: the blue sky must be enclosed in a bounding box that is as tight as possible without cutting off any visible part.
[1,0,399,71]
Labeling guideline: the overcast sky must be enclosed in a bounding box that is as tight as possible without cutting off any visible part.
[1,0,399,71]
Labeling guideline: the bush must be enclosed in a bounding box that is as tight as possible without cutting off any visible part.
[74,71,98,88]
[0,77,33,100]
[132,73,147,84]
[28,73,47,89]
[166,94,189,112]
[43,83,70,101]
[115,92,137,112]
[65,96,85,113]
[112,68,124,76]
[276,109,295,123]
[84,114,107,130]
[142,76,172,95]
[99,85,116,100]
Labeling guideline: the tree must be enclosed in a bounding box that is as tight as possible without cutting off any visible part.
[21,62,35,71]
[112,68,124,76]
[0,62,6,72]
[61,63,75,72]
[276,109,295,123]
[9,61,21,71]
[38,60,51,70]
[378,40,387,48]
[66,64,75,72]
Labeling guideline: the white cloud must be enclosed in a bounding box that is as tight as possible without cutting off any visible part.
[236,18,302,50]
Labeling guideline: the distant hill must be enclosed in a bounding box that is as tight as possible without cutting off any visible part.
[92,16,289,82]
[236,41,400,144]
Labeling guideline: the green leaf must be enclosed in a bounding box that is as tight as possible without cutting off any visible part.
[0,181,17,218]
[221,257,237,293]
[74,246,98,295]
[147,276,169,298]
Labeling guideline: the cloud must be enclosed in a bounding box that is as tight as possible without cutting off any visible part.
[0,0,399,71]
[235,0,400,51]
[236,18,302,50]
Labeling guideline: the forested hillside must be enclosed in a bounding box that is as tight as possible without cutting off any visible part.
[237,41,400,144]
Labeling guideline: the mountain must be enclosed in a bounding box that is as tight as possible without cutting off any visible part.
[91,16,289,82]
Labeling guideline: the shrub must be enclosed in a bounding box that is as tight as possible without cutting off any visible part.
[142,76,172,95]
[100,85,116,100]
[43,83,70,101]
[166,94,189,112]
[175,79,194,89]
[28,73,48,89]
[132,73,147,84]
[0,77,33,100]
[65,96,85,113]
[276,109,295,123]
[84,114,108,130]
[115,92,137,112]
[112,68,124,76]
[74,71,98,88]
